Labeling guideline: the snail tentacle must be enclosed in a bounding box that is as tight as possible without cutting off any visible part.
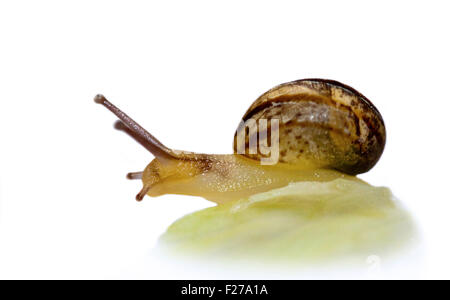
[94,94,176,161]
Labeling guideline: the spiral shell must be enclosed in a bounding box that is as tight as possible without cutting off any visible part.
[233,79,386,175]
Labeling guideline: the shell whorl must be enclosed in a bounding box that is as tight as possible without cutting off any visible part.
[233,79,386,175]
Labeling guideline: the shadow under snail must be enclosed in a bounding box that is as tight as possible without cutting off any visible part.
[95,79,386,203]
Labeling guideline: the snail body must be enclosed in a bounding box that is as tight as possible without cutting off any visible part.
[95,79,385,203]
[140,153,353,203]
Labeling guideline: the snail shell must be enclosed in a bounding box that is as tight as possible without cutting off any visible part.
[233,79,386,175]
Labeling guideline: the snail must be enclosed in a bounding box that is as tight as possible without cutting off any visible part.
[95,79,385,203]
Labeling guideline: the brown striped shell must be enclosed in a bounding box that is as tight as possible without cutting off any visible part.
[233,79,386,175]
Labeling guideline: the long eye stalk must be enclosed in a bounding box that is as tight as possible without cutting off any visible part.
[94,94,175,160]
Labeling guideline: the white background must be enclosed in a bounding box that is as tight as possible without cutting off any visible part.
[0,0,449,279]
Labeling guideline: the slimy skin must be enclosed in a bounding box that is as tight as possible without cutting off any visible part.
[141,154,356,203]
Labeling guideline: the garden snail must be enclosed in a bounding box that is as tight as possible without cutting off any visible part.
[95,79,385,203]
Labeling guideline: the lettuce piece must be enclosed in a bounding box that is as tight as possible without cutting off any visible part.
[159,179,415,264]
